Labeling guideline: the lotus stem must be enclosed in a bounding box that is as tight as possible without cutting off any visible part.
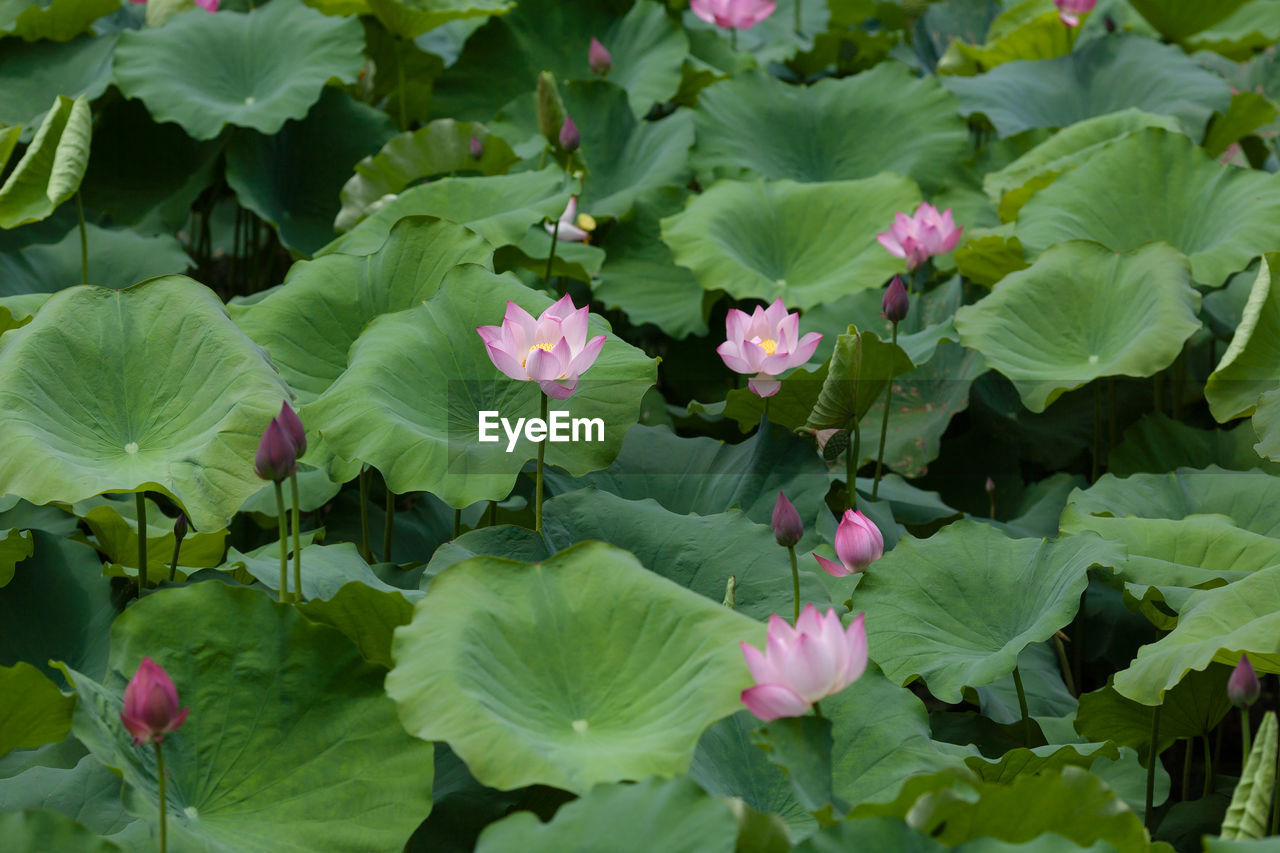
[1202,733,1213,797]
[535,392,548,532]
[871,323,898,501]
[812,700,823,718]
[1146,705,1161,832]
[1053,634,1076,697]
[847,418,861,512]
[730,28,737,51]
[154,741,167,853]
[136,492,148,596]
[544,218,561,285]
[453,508,461,539]
[357,467,372,563]
[1182,738,1192,802]
[382,484,395,564]
[167,518,183,584]
[76,193,87,285]
[1012,665,1031,748]
[1242,708,1252,776]
[788,544,799,624]
[290,472,302,601]
[273,481,287,603]
[794,0,801,32]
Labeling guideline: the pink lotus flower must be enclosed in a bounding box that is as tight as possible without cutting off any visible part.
[588,38,613,75]
[477,294,606,400]
[120,658,189,746]
[876,202,963,272]
[545,196,593,243]
[741,605,868,720]
[130,0,219,10]
[814,509,884,577]
[772,491,802,548]
[691,0,777,30]
[716,298,822,398]
[1229,654,1261,708]
[1054,0,1096,27]
[276,401,306,457]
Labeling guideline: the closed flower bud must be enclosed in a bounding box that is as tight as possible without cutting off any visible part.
[771,491,803,547]
[254,418,297,483]
[536,71,567,146]
[588,38,613,75]
[276,401,306,457]
[882,275,909,323]
[173,512,188,544]
[814,509,884,577]
[559,116,580,153]
[119,658,189,746]
[469,135,484,159]
[1229,655,1261,708]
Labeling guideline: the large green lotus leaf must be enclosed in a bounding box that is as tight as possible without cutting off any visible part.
[112,0,365,141]
[541,421,830,528]
[1206,254,1280,422]
[941,7,1072,75]
[1254,385,1280,462]
[0,0,117,41]
[804,327,916,430]
[1186,1,1280,60]
[662,176,921,310]
[387,541,765,794]
[321,168,568,256]
[1063,467,1280,535]
[1014,130,1280,286]
[0,94,89,229]
[361,0,511,39]
[691,64,969,190]
[303,265,657,506]
[229,540,419,603]
[0,533,115,685]
[61,582,433,853]
[0,527,32,587]
[431,0,687,120]
[0,810,121,853]
[233,216,490,403]
[475,776,736,853]
[983,110,1183,221]
[225,87,397,255]
[592,186,709,339]
[0,278,291,531]
[1128,0,1251,40]
[796,817,945,853]
[0,217,190,295]
[954,242,1200,413]
[335,119,518,233]
[0,662,74,758]
[0,34,114,135]
[1112,567,1280,704]
[296,580,415,669]
[0,754,139,841]
[73,495,226,572]
[852,520,1124,703]
[941,35,1231,138]
[1109,413,1280,477]
[1076,668,1233,763]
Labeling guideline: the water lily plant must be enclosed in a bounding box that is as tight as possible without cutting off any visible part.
[741,605,868,720]
[717,298,822,399]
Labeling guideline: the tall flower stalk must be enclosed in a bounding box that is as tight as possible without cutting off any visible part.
[872,276,909,501]
[120,658,188,853]
[772,492,803,622]
[255,406,303,602]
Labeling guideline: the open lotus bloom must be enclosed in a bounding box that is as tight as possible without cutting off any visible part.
[1054,0,1096,26]
[876,202,963,272]
[690,0,777,30]
[544,196,594,243]
[120,658,190,746]
[741,606,869,721]
[814,509,884,576]
[477,294,607,400]
[716,298,822,398]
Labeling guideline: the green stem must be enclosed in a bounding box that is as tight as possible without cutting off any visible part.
[544,219,561,285]
[1053,634,1076,697]
[1092,380,1102,483]
[763,395,770,420]
[290,473,301,602]
[812,700,823,718]
[382,485,395,564]
[794,0,802,32]
[154,741,167,853]
[1241,707,1252,774]
[1202,733,1213,797]
[273,481,287,603]
[788,545,799,624]
[1146,706,1161,832]
[167,520,181,584]
[1181,739,1192,802]
[76,193,88,285]
[730,27,738,51]
[871,323,898,501]
[848,418,861,512]
[357,468,372,563]
[454,508,461,538]
[136,492,148,596]
[535,393,548,532]
[1012,665,1032,748]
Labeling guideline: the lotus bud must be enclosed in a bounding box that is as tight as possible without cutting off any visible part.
[119,658,189,746]
[589,38,613,76]
[277,401,306,457]
[469,135,484,159]
[772,491,803,548]
[882,275,909,323]
[559,116,580,153]
[173,512,188,544]
[536,71,567,146]
[254,418,297,483]
[1229,655,1261,708]
[985,476,995,493]
[813,509,884,577]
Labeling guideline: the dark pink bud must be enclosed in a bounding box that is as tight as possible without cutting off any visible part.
[276,402,306,457]
[772,491,803,547]
[589,38,613,75]
[254,418,297,483]
[882,275,909,323]
[173,512,188,543]
[1229,655,1261,708]
[119,658,189,746]
[559,116,580,153]
[469,135,483,159]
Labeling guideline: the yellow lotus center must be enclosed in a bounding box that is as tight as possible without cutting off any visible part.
[576,213,597,231]
[759,338,778,355]
[521,342,556,369]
